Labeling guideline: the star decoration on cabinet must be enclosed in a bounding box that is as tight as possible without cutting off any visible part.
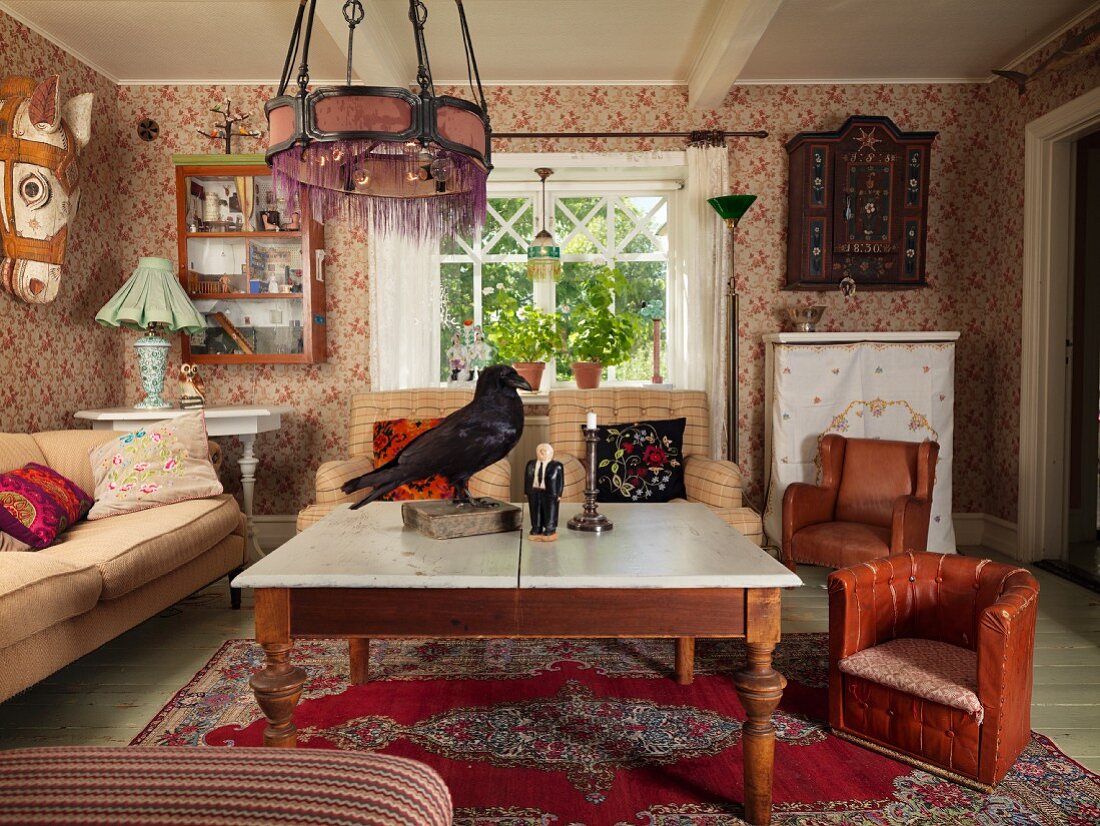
[855,128,882,151]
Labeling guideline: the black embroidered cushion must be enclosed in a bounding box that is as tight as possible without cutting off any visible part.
[594,418,686,503]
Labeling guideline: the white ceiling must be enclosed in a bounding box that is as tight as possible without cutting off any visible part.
[1,0,1097,101]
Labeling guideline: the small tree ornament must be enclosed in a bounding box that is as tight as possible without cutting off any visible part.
[198,98,262,155]
[639,299,665,385]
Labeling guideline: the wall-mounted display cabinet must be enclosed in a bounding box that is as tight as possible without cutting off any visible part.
[173,155,327,364]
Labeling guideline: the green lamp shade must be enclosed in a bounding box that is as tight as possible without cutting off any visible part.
[708,194,757,223]
[95,257,205,333]
[527,229,562,281]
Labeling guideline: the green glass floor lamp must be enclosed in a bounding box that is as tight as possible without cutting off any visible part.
[95,257,206,409]
[707,194,756,464]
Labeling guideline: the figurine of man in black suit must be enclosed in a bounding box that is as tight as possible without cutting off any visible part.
[524,442,564,541]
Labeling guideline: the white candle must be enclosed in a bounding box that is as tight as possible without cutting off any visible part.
[586,411,597,430]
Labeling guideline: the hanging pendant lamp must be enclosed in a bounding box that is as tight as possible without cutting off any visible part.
[265,0,493,241]
[527,168,561,281]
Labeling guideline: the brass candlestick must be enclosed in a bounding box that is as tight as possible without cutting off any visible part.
[568,427,613,533]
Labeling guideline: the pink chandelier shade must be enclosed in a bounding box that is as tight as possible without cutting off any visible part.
[266,0,492,241]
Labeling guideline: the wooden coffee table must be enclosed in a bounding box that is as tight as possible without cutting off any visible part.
[233,502,802,825]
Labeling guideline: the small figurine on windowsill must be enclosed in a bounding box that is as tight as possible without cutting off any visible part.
[524,442,564,542]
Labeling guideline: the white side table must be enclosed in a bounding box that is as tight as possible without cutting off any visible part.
[74,405,291,560]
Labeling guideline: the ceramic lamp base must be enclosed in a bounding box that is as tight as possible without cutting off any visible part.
[133,334,172,410]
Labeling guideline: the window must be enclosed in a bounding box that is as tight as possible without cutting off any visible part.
[439,181,674,384]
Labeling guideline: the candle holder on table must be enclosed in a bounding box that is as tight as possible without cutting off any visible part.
[567,426,614,533]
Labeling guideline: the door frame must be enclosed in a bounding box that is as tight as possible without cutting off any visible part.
[1019,86,1100,562]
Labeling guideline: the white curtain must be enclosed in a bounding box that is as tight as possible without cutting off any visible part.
[668,144,731,459]
[367,231,440,390]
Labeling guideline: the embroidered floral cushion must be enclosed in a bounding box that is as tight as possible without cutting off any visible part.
[839,637,984,723]
[595,418,686,503]
[87,411,223,520]
[0,463,93,549]
[372,418,455,501]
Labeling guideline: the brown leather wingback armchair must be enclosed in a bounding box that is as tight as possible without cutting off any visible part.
[782,434,938,572]
[828,553,1039,787]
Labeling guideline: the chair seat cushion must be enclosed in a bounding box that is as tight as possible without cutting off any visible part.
[41,495,240,599]
[839,637,983,723]
[0,555,102,649]
[0,746,452,825]
[791,521,891,567]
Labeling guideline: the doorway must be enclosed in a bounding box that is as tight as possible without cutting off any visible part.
[1063,129,1100,589]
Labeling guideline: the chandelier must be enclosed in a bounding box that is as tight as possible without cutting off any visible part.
[265,0,492,240]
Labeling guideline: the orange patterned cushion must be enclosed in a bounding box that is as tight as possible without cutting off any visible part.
[372,418,455,501]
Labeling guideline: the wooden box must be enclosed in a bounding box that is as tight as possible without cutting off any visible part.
[401,500,522,539]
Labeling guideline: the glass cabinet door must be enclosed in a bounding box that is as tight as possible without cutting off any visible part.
[174,158,326,364]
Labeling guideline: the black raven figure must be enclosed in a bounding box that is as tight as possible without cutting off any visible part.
[342,364,533,509]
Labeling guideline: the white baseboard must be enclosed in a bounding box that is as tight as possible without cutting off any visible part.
[952,513,1019,557]
[252,515,297,553]
[255,512,1021,559]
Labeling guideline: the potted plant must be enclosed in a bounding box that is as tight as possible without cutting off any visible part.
[485,292,562,391]
[566,265,644,389]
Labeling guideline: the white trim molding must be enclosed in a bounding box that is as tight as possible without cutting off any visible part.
[1019,85,1100,563]
[252,515,297,554]
[954,513,1020,557]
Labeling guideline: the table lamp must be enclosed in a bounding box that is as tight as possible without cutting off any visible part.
[707,194,756,464]
[95,257,206,409]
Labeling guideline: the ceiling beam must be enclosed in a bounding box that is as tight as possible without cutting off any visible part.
[314,0,415,86]
[688,0,785,109]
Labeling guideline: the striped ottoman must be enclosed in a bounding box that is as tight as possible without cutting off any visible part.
[0,747,452,825]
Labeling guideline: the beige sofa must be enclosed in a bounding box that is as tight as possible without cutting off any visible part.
[298,389,511,531]
[0,430,246,703]
[548,389,764,544]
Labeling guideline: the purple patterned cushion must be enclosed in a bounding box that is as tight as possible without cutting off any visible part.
[839,637,983,723]
[0,463,93,549]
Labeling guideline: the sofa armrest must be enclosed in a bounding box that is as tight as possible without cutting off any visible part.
[683,456,743,509]
[890,495,933,553]
[315,457,375,505]
[558,453,587,502]
[782,482,837,550]
[469,458,511,501]
[976,577,1040,782]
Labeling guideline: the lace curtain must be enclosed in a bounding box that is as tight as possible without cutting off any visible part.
[667,143,732,459]
[366,231,440,391]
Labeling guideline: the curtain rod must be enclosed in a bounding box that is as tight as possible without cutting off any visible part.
[491,129,768,141]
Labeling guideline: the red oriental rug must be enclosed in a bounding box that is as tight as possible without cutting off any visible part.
[133,635,1100,825]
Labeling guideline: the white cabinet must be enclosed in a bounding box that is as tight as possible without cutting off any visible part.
[762,332,959,553]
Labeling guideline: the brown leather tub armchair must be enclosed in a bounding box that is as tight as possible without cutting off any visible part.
[782,434,938,571]
[828,552,1039,788]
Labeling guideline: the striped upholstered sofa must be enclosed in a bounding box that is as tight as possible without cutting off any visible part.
[297,389,511,531]
[548,389,763,544]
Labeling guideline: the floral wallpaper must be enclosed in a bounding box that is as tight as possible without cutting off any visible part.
[0,14,126,433]
[5,6,1100,525]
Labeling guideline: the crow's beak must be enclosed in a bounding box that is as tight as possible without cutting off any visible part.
[507,373,534,391]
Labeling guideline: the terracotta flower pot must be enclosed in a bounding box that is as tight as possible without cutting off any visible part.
[572,361,603,389]
[512,361,545,391]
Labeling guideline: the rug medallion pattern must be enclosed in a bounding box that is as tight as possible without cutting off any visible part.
[133,635,1100,825]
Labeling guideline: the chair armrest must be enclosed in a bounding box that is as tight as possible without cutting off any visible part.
[782,482,837,544]
[314,457,375,505]
[890,495,933,553]
[469,458,511,501]
[683,456,743,508]
[977,579,1040,782]
[558,453,587,502]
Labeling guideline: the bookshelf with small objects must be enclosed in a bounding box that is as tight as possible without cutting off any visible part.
[173,155,327,364]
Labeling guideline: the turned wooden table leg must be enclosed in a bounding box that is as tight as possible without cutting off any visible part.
[348,638,371,685]
[675,636,695,685]
[734,588,786,826]
[252,589,307,748]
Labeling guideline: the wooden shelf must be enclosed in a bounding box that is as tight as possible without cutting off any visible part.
[189,292,303,300]
[186,231,301,239]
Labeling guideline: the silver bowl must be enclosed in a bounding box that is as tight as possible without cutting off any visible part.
[787,305,827,332]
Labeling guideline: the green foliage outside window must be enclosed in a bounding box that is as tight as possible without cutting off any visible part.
[565,265,644,366]
[484,290,563,363]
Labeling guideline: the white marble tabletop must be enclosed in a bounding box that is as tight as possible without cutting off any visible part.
[233,502,802,591]
[233,503,522,589]
[520,503,802,589]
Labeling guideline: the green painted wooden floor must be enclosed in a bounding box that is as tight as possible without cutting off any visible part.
[1,550,1097,774]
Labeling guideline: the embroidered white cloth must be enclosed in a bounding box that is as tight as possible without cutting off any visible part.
[839,637,983,723]
[764,339,956,552]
